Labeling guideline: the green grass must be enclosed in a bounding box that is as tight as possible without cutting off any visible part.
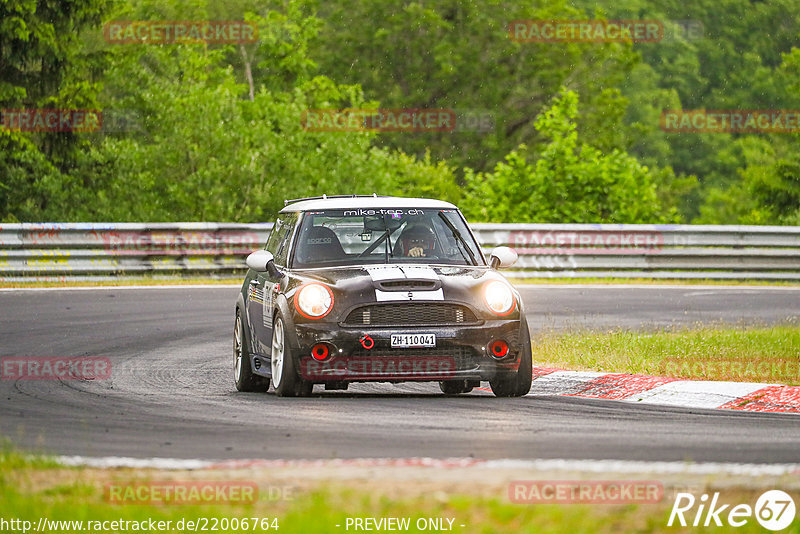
[0,446,61,470]
[532,324,800,384]
[2,451,796,533]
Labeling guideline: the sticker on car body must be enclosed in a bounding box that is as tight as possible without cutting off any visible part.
[375,288,444,301]
[365,266,444,301]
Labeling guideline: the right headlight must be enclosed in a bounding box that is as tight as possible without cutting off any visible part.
[483,280,515,316]
[295,283,334,319]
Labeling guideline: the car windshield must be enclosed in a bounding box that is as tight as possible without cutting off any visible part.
[291,208,484,268]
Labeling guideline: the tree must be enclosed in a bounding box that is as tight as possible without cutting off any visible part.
[461,89,669,223]
[64,0,458,222]
[310,0,639,174]
[0,0,113,221]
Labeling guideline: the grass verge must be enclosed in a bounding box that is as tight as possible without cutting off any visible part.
[532,324,800,384]
[2,449,796,533]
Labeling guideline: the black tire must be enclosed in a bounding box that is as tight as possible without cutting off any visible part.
[490,316,533,398]
[515,319,533,395]
[439,380,474,395]
[270,313,313,397]
[233,309,269,392]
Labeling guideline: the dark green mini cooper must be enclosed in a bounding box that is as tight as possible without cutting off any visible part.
[233,195,531,397]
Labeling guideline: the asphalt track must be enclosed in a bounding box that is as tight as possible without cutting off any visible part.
[0,285,798,463]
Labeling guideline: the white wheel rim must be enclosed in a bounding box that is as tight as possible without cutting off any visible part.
[234,314,243,382]
[271,318,285,388]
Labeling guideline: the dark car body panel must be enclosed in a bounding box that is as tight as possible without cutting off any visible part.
[236,199,525,386]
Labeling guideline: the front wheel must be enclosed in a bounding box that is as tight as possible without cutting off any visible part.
[233,310,268,392]
[271,314,313,397]
[489,317,532,398]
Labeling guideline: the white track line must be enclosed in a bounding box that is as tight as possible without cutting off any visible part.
[55,455,800,476]
[527,371,606,396]
[525,368,800,414]
[58,456,212,469]
[628,380,776,410]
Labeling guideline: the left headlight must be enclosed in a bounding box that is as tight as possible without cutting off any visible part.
[295,283,334,319]
[483,280,515,316]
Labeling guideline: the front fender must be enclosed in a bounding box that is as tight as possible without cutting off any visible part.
[274,294,302,355]
[234,292,256,356]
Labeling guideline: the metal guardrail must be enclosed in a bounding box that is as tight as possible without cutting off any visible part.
[0,223,270,281]
[475,223,800,280]
[1,222,799,281]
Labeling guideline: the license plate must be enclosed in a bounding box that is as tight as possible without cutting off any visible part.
[391,333,436,348]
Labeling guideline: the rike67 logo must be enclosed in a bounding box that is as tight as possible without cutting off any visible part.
[669,490,796,531]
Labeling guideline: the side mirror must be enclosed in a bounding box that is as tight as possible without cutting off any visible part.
[246,250,273,272]
[247,250,285,279]
[489,246,518,269]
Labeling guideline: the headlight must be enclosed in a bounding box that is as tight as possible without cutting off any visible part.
[295,283,334,319]
[483,280,515,316]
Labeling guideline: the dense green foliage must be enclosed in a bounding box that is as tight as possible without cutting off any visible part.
[1,0,799,224]
[0,0,111,220]
[461,90,669,222]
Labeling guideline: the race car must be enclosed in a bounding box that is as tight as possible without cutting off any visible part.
[233,195,531,397]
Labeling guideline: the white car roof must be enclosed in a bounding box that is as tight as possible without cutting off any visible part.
[280,195,458,213]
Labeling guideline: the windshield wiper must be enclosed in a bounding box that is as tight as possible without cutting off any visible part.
[438,212,477,266]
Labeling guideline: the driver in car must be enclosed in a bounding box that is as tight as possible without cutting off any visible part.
[397,224,436,257]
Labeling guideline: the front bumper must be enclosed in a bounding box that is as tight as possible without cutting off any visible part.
[292,320,521,382]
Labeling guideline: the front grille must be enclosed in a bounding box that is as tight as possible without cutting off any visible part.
[343,303,480,326]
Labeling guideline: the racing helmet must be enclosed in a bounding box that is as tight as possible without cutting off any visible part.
[398,223,436,255]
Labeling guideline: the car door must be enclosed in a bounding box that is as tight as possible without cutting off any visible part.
[246,214,296,356]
